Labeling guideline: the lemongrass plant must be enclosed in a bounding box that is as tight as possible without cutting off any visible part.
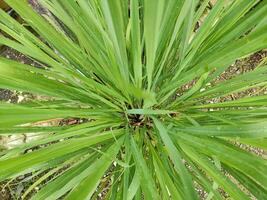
[0,0,267,199]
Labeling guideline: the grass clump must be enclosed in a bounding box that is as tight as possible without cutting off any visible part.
[0,0,267,199]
